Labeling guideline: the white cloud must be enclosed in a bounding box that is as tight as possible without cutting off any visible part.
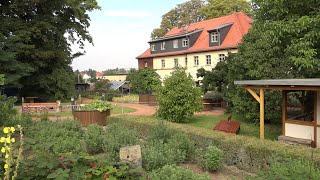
[105,10,152,18]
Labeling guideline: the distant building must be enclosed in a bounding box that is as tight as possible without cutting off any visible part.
[98,74,127,82]
[81,73,91,83]
[136,12,253,82]
[96,72,104,78]
[109,81,130,93]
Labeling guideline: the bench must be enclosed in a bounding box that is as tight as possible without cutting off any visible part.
[278,135,313,147]
[22,101,61,113]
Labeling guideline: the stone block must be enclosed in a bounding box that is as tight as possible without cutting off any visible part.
[119,145,142,168]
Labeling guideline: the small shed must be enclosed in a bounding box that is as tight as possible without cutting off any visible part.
[109,81,130,94]
[235,79,320,148]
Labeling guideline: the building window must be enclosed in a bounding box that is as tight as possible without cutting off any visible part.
[174,59,179,68]
[211,32,219,42]
[194,56,199,66]
[182,38,188,47]
[173,39,179,48]
[219,54,225,62]
[185,57,188,67]
[161,60,165,68]
[144,61,148,67]
[206,55,211,65]
[161,42,165,50]
[151,44,155,51]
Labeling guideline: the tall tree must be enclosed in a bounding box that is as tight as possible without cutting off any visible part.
[201,0,252,19]
[151,0,205,39]
[0,0,100,100]
[225,0,320,123]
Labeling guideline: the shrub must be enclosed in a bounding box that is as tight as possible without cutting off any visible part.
[84,124,104,154]
[127,68,161,94]
[102,123,139,161]
[84,100,112,112]
[252,158,320,180]
[203,91,223,101]
[0,95,18,126]
[25,120,84,154]
[157,68,202,122]
[198,146,224,171]
[150,165,210,180]
[147,121,174,143]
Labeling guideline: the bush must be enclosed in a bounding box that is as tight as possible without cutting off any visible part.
[157,68,202,122]
[84,124,104,154]
[143,122,195,170]
[0,95,18,126]
[252,158,320,180]
[150,165,210,180]
[127,68,161,94]
[198,146,224,171]
[102,122,139,161]
[25,120,84,154]
[203,91,223,101]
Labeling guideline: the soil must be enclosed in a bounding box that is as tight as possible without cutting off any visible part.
[180,163,255,180]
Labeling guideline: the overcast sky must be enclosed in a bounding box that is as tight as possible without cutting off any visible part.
[71,0,188,71]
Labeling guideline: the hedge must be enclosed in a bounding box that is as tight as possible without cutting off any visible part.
[108,115,320,173]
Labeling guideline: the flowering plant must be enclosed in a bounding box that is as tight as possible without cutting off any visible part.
[1,126,24,180]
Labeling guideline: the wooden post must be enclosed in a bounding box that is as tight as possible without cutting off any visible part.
[314,91,317,148]
[282,91,287,136]
[260,88,265,140]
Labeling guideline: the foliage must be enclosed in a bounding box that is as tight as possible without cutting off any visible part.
[24,120,84,155]
[201,0,252,19]
[0,95,17,127]
[151,0,253,39]
[0,74,4,85]
[150,165,210,180]
[84,125,104,154]
[102,123,139,162]
[95,79,111,91]
[0,0,100,99]
[252,158,320,180]
[198,146,224,171]
[103,68,132,75]
[143,122,195,170]
[127,68,161,94]
[112,94,139,103]
[85,100,112,112]
[108,116,320,173]
[0,126,24,180]
[157,68,202,122]
[203,91,224,101]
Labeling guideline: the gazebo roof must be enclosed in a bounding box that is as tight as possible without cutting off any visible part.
[234,79,320,90]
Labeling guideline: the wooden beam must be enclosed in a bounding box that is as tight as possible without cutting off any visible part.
[314,92,318,148]
[245,88,261,103]
[242,85,320,91]
[260,88,265,140]
[282,91,287,136]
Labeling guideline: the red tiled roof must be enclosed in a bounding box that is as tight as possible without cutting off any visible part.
[96,72,104,77]
[137,12,253,59]
[214,120,241,134]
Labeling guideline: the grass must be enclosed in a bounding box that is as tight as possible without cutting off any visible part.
[187,114,282,140]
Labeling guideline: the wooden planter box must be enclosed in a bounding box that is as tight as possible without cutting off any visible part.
[72,110,110,126]
[139,94,149,104]
[139,94,158,106]
[148,95,158,106]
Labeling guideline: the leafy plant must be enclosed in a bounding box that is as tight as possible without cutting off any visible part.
[84,124,104,154]
[0,95,18,127]
[252,158,320,180]
[85,100,112,112]
[149,165,210,180]
[157,68,202,122]
[102,123,139,162]
[198,146,224,171]
[127,68,161,94]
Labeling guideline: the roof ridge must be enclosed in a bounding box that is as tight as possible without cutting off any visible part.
[233,12,244,35]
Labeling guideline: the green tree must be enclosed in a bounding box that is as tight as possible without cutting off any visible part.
[225,0,320,123]
[0,74,4,86]
[157,68,202,122]
[201,0,252,19]
[0,0,100,100]
[128,68,161,94]
[151,0,205,39]
[95,79,111,91]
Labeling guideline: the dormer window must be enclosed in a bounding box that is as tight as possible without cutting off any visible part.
[173,39,179,48]
[151,44,155,51]
[182,38,188,47]
[161,42,165,50]
[211,32,219,42]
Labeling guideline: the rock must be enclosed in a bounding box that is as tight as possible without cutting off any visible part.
[119,145,142,168]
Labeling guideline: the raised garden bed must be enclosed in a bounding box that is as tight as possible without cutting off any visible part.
[72,110,110,126]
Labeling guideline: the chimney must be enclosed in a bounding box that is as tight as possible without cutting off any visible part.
[178,21,183,29]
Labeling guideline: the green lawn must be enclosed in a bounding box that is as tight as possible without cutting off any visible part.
[30,104,136,118]
[187,114,282,140]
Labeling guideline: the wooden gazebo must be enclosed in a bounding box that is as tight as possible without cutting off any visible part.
[235,79,320,148]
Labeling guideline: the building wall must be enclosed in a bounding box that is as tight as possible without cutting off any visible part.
[99,75,127,81]
[153,49,237,81]
[285,123,314,140]
[138,58,153,69]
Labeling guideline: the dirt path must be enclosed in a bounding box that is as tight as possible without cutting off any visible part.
[111,102,157,116]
